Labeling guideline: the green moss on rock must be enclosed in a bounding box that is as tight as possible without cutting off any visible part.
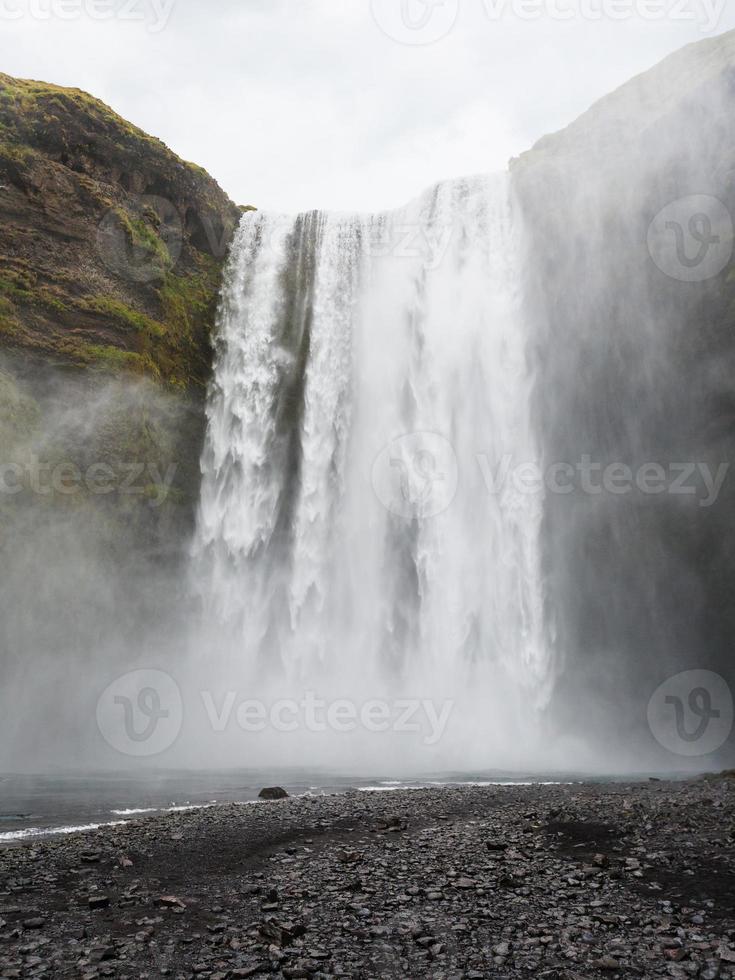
[0,71,242,391]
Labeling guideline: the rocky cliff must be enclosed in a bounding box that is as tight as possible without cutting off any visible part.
[0,72,244,386]
[513,29,735,742]
[0,74,248,561]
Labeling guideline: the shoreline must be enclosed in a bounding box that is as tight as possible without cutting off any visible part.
[0,770,710,847]
[1,778,734,977]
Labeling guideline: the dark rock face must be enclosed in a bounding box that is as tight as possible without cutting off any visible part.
[513,30,735,756]
[0,73,245,575]
[259,787,290,801]
[0,71,244,389]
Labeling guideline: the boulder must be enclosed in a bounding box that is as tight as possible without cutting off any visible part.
[258,787,289,801]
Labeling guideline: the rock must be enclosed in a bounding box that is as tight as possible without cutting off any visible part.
[376,815,407,832]
[157,895,187,909]
[337,850,362,865]
[88,896,110,911]
[258,787,289,800]
[594,955,621,970]
[258,918,307,945]
[0,778,734,977]
[22,918,45,930]
[454,877,476,890]
[89,946,116,963]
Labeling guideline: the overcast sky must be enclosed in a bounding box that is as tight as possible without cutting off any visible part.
[2,0,733,212]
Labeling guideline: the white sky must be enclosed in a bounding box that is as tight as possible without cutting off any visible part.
[1,0,733,212]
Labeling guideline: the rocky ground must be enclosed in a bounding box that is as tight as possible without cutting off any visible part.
[1,778,734,978]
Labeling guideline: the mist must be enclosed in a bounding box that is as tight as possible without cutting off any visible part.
[2,34,735,783]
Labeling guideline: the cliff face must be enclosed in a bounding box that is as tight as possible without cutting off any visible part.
[0,74,248,561]
[0,72,244,388]
[512,30,735,742]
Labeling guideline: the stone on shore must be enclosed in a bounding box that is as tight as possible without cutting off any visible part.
[258,786,289,800]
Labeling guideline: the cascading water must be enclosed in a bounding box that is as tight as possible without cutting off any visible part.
[193,172,556,768]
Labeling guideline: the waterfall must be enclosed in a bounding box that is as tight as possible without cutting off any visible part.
[193,172,555,764]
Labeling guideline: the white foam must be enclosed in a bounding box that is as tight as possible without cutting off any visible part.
[111,807,159,816]
[0,820,128,843]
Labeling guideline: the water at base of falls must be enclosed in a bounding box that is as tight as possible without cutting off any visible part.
[191,172,557,770]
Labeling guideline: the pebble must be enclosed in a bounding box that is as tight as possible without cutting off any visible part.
[0,778,733,978]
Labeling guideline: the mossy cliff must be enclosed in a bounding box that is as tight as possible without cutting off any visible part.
[0,72,247,387]
[0,73,250,560]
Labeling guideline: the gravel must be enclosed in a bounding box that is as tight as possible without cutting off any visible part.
[1,776,734,978]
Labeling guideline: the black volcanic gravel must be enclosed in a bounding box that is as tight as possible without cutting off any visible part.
[1,778,735,978]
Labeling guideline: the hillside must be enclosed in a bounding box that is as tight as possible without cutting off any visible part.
[0,73,245,389]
